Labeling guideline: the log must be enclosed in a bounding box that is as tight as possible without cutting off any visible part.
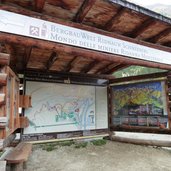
[1,32,171,70]
[110,133,171,147]
[0,117,7,123]
[110,125,171,134]
[0,94,5,105]
[0,117,7,128]
[0,73,7,86]
[0,53,10,66]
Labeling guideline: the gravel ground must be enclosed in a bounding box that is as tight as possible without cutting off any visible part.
[25,141,171,171]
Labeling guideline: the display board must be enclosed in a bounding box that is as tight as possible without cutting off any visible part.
[24,81,103,134]
[112,81,168,128]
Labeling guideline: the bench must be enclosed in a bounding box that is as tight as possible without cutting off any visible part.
[0,161,6,171]
[4,142,32,171]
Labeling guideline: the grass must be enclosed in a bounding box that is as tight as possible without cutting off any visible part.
[91,139,107,146]
[58,141,74,146]
[40,139,107,151]
[41,140,74,151]
[74,142,88,149]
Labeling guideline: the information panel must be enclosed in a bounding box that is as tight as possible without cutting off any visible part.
[0,10,171,65]
[112,81,168,128]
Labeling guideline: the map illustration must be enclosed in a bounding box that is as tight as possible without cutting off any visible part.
[24,81,95,134]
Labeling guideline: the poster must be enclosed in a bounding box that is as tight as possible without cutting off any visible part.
[112,81,168,127]
[24,81,96,134]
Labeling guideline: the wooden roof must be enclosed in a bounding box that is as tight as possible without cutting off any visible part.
[0,0,171,76]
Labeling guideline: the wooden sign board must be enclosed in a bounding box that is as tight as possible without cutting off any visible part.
[0,10,171,65]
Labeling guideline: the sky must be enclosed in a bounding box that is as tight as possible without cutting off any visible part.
[128,0,171,6]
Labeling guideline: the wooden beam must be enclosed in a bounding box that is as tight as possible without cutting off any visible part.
[93,63,110,74]
[127,18,156,38]
[163,41,171,47]
[109,71,168,84]
[24,47,32,69]
[1,4,171,54]
[26,68,114,80]
[1,32,171,71]
[74,0,96,23]
[148,28,171,43]
[100,63,120,74]
[104,64,129,74]
[34,0,46,13]
[80,60,98,73]
[64,56,79,72]
[104,7,125,31]
[46,51,58,70]
[0,53,10,66]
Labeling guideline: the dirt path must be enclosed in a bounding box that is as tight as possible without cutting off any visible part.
[25,141,171,171]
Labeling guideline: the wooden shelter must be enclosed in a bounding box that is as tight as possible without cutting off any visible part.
[0,0,171,145]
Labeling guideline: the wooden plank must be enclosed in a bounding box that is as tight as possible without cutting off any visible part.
[19,95,31,108]
[105,7,125,31]
[5,142,32,163]
[148,27,171,43]
[0,53,10,66]
[64,56,79,72]
[0,161,6,171]
[80,60,98,73]
[74,0,96,23]
[128,18,156,38]
[9,77,15,131]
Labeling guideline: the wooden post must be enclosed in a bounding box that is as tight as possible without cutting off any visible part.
[165,80,171,129]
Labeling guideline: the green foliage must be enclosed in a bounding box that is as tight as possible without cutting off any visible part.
[74,142,88,148]
[91,139,107,146]
[58,140,74,146]
[42,143,57,152]
[113,66,166,78]
[0,151,4,157]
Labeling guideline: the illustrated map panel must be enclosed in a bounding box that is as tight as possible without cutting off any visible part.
[24,81,95,134]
